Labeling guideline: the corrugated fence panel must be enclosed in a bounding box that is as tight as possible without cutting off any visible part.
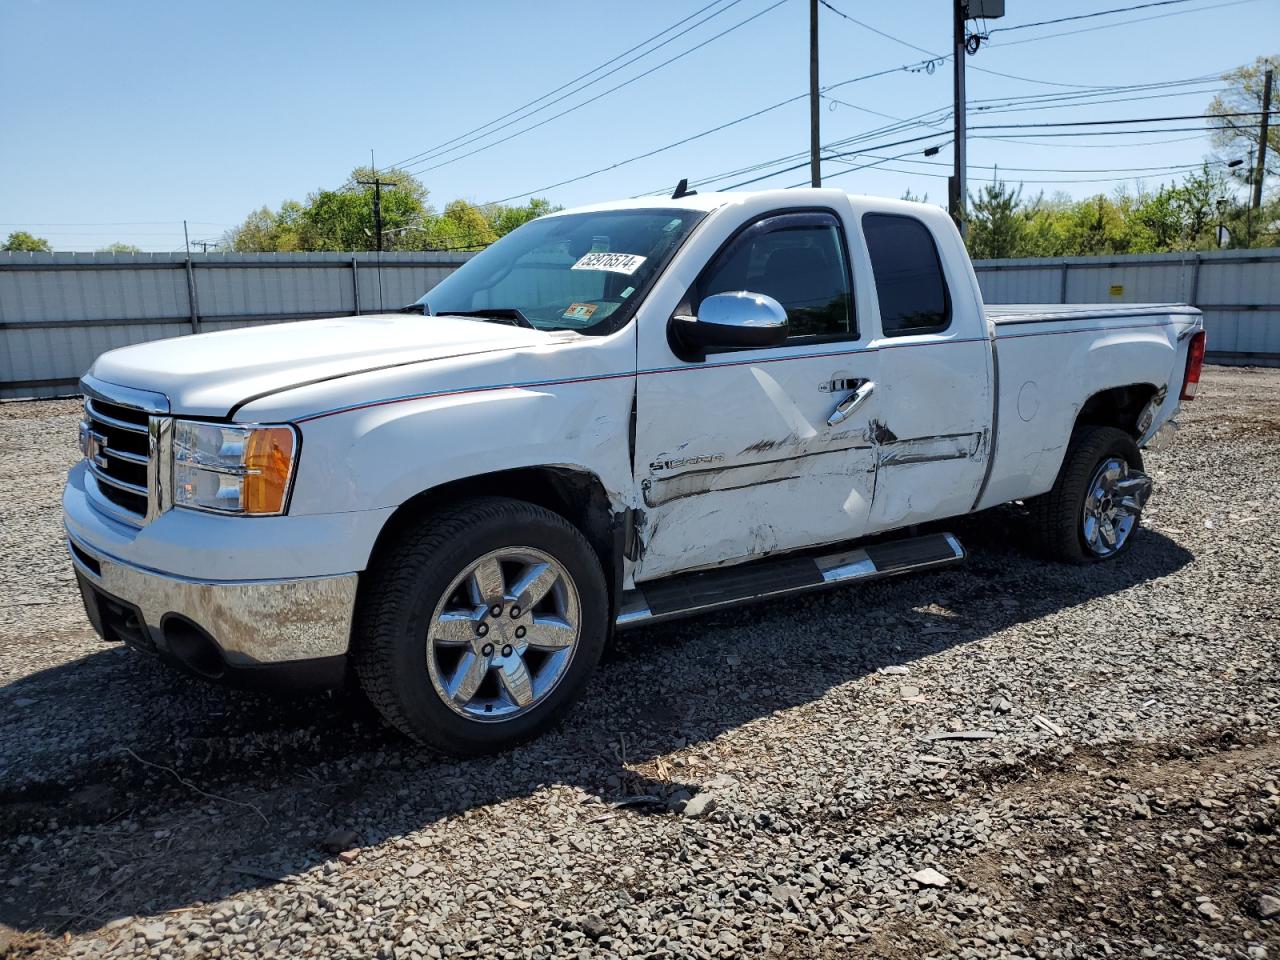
[974,248,1280,367]
[0,251,474,399]
[3,248,1277,399]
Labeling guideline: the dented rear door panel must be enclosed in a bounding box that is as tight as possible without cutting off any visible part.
[861,336,992,532]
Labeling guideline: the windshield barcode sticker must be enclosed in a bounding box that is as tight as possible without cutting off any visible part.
[571,252,646,275]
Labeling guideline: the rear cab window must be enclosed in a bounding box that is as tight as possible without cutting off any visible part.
[861,213,951,337]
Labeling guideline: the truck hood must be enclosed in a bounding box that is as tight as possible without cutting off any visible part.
[89,313,551,417]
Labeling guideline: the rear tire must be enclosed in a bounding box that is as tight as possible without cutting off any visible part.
[353,497,608,755]
[1029,425,1145,565]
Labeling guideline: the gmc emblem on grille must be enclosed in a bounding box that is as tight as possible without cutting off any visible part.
[79,422,109,468]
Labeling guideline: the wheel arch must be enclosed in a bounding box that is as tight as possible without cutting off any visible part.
[363,466,625,619]
[1073,382,1162,439]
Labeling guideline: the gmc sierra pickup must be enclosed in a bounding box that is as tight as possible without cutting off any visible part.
[65,189,1205,754]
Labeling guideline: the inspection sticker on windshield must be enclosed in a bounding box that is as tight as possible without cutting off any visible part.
[571,252,646,275]
[563,302,597,321]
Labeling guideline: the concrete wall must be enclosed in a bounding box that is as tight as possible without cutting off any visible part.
[3,246,1278,400]
[973,247,1280,367]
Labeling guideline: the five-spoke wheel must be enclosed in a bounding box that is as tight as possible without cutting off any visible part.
[1081,456,1149,558]
[353,497,607,754]
[427,548,581,721]
[1030,425,1149,565]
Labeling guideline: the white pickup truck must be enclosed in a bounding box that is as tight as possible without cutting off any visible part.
[65,189,1205,754]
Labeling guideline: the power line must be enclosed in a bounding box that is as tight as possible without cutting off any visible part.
[397,0,789,178]
[967,75,1222,108]
[484,51,961,205]
[682,114,1243,196]
[817,0,1121,90]
[812,153,1233,188]
[483,89,808,205]
[986,0,1198,34]
[569,73,1233,199]
[0,220,231,227]
[725,129,957,189]
[986,0,1259,47]
[969,110,1274,131]
[971,86,1225,116]
[976,132,1207,149]
[388,0,755,175]
[721,101,1239,190]
[389,0,740,170]
[336,0,747,191]
[847,155,1211,175]
[972,125,1247,137]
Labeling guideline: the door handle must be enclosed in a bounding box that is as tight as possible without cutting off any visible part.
[827,380,875,426]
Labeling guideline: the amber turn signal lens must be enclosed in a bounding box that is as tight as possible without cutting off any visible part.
[243,427,297,514]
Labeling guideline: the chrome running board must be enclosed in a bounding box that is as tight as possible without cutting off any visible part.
[616,532,965,629]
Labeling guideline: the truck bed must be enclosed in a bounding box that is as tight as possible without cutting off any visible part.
[974,301,1202,513]
[985,302,1201,332]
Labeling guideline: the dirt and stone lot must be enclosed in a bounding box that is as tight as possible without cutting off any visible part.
[0,366,1277,960]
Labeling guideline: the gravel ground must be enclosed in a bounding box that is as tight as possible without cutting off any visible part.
[1,367,1277,960]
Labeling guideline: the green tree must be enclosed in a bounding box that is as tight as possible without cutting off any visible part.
[300,165,433,251]
[3,230,52,252]
[226,201,306,252]
[1207,55,1278,187]
[424,200,498,251]
[224,167,433,252]
[967,181,1029,260]
[1130,187,1183,251]
[1218,194,1280,248]
[98,242,142,253]
[483,197,558,237]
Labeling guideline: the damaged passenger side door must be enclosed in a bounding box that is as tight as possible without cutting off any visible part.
[632,207,881,582]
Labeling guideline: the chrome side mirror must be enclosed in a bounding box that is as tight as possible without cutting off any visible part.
[669,291,789,360]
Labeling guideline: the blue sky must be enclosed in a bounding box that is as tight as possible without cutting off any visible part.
[1,0,1274,250]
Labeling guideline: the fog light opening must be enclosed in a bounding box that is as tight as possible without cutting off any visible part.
[162,615,227,679]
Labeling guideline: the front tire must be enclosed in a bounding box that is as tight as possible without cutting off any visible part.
[1030,425,1147,565]
[353,497,608,755]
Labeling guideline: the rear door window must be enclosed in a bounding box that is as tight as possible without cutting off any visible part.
[862,213,951,336]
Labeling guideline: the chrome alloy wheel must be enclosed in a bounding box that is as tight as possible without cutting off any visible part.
[1081,456,1142,558]
[425,547,581,722]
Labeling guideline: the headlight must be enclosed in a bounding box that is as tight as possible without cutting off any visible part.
[173,421,298,515]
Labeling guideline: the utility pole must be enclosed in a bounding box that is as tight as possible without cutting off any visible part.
[356,176,398,252]
[951,0,967,235]
[1247,145,1256,246]
[809,0,820,187]
[1252,64,1272,211]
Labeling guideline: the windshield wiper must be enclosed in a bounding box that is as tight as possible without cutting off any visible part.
[441,308,536,329]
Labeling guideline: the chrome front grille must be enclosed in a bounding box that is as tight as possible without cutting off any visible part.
[79,377,171,527]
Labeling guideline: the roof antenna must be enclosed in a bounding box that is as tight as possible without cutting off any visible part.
[671,178,697,199]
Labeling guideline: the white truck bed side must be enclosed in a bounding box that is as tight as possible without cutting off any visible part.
[976,303,1202,510]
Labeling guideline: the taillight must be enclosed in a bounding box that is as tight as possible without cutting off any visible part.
[1180,330,1206,400]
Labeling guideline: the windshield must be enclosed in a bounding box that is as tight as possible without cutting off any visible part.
[414,208,704,333]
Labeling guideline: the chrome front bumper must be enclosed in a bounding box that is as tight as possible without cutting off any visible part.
[67,534,358,672]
